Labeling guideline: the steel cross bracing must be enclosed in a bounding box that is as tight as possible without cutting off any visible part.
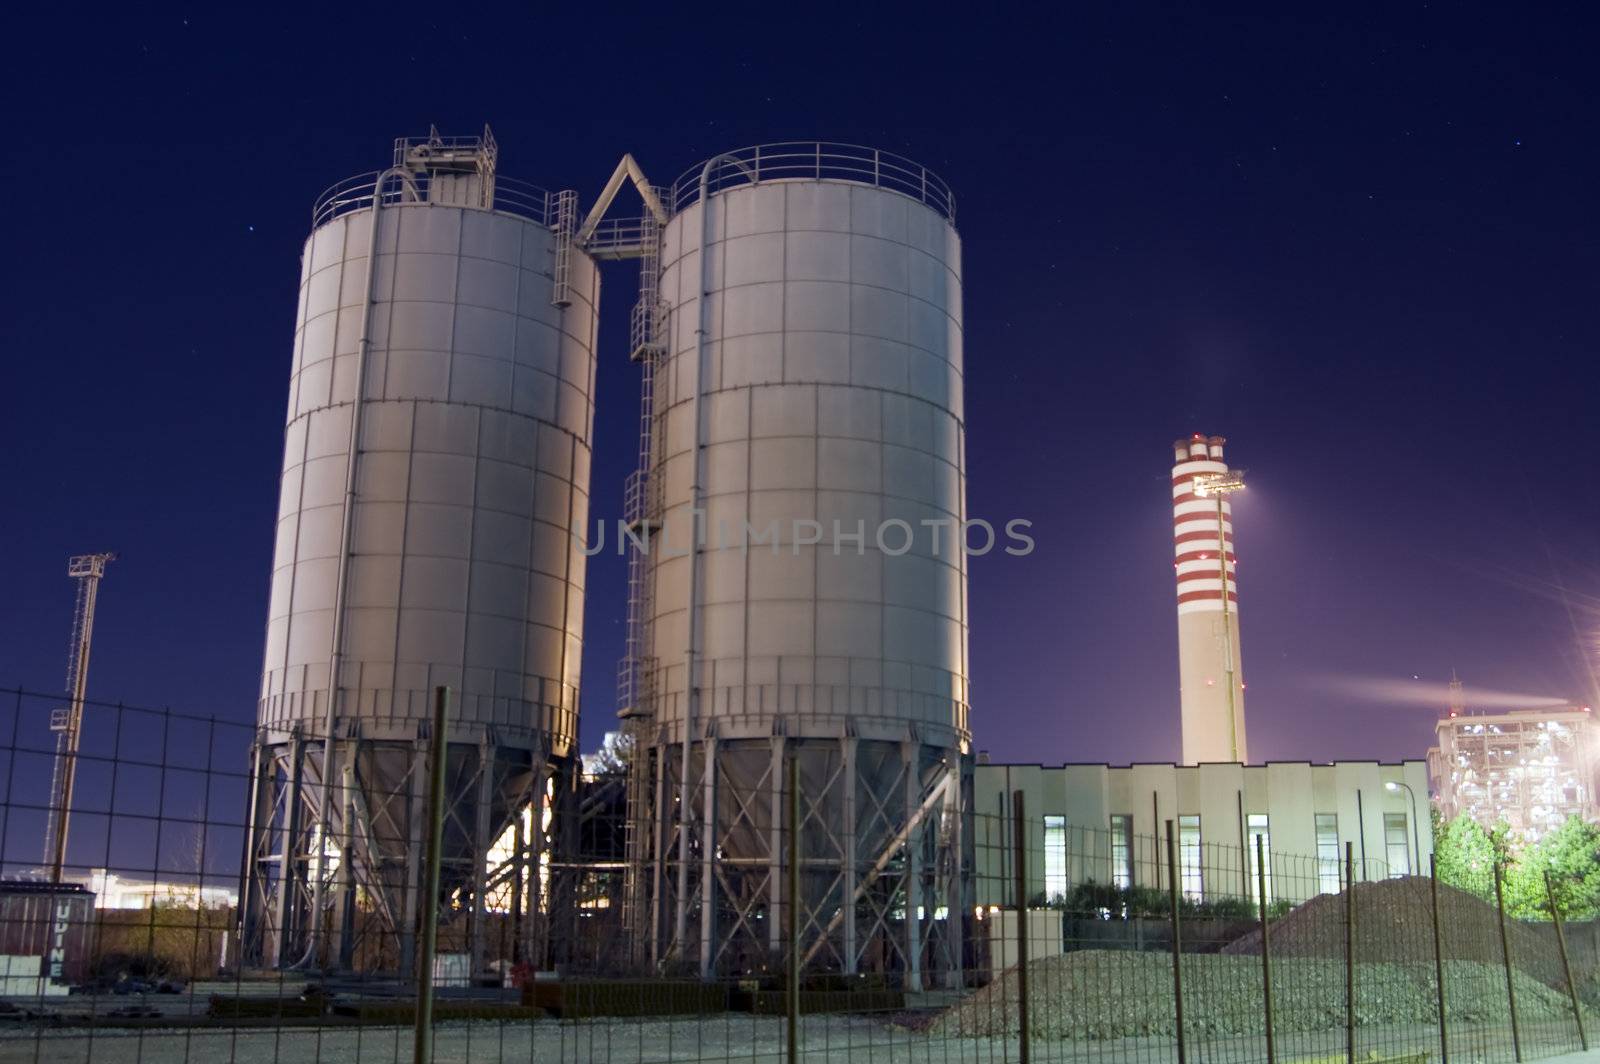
[626,735,967,984]
[240,733,565,974]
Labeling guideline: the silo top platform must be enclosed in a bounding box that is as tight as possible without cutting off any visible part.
[670,142,956,223]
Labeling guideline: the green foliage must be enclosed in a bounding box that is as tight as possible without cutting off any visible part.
[1038,880,1288,922]
[1432,814,1499,900]
[1503,814,1600,920]
[1435,811,1600,921]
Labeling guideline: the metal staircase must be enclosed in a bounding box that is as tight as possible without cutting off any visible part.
[565,156,673,947]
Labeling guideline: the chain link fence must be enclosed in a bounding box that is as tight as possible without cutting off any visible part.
[0,686,1589,1064]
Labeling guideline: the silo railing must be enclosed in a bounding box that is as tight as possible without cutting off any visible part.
[311,169,561,228]
[670,142,956,222]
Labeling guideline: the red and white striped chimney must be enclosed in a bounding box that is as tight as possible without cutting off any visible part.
[1172,434,1247,764]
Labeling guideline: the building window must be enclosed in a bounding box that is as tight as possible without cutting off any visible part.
[1043,816,1068,901]
[1246,813,1271,905]
[1384,812,1410,877]
[1315,813,1341,894]
[1110,815,1134,889]
[1178,815,1202,900]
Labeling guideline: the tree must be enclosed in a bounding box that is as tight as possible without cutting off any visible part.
[1433,814,1500,900]
[1504,815,1600,920]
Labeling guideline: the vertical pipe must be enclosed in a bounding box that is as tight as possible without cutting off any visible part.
[1256,832,1275,1064]
[1344,842,1355,1064]
[1355,791,1367,880]
[1494,862,1523,1063]
[787,755,800,1064]
[1166,820,1187,1064]
[1545,871,1588,1050]
[414,687,449,1064]
[1215,490,1242,762]
[1152,791,1161,892]
[1012,790,1030,1064]
[306,169,410,968]
[677,156,729,958]
[1236,790,1247,896]
[1408,787,1421,872]
[1429,855,1450,1064]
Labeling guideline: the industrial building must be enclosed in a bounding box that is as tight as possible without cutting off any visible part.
[240,130,969,985]
[980,435,1432,907]
[972,759,1433,907]
[231,125,1450,989]
[1428,699,1599,842]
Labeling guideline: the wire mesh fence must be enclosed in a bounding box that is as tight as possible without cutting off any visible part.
[0,686,1590,1064]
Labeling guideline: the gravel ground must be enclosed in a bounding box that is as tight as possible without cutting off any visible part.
[0,1015,1586,1064]
[939,951,1589,1040]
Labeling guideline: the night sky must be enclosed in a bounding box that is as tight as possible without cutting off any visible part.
[5,7,1598,773]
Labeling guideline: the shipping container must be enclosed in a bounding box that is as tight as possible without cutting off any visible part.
[0,881,95,984]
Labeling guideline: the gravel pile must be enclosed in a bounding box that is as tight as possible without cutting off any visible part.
[936,950,1584,1041]
[1223,878,1566,989]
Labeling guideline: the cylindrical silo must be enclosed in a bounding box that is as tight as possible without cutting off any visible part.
[625,144,971,985]
[240,129,598,973]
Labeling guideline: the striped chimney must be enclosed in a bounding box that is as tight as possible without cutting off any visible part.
[1172,434,1247,764]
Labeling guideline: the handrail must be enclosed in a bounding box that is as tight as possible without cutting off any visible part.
[670,141,956,223]
[311,169,559,229]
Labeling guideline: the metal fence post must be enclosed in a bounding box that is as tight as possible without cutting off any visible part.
[1545,870,1587,1051]
[1493,861,1523,1063]
[1256,833,1276,1064]
[787,754,800,1064]
[1011,790,1030,1064]
[414,686,449,1064]
[1429,855,1450,1064]
[1166,820,1187,1064]
[1344,842,1355,1064]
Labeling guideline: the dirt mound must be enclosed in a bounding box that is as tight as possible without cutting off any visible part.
[1222,877,1565,989]
[936,949,1583,1041]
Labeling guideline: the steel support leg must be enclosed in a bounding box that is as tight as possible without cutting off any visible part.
[238,741,274,965]
[841,737,858,975]
[401,744,426,977]
[699,736,718,978]
[769,737,786,958]
[650,748,665,967]
[903,741,922,991]
[273,736,304,967]
[471,739,494,978]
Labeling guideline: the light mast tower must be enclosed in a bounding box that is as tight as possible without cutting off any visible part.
[1172,435,1247,764]
[43,552,115,883]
